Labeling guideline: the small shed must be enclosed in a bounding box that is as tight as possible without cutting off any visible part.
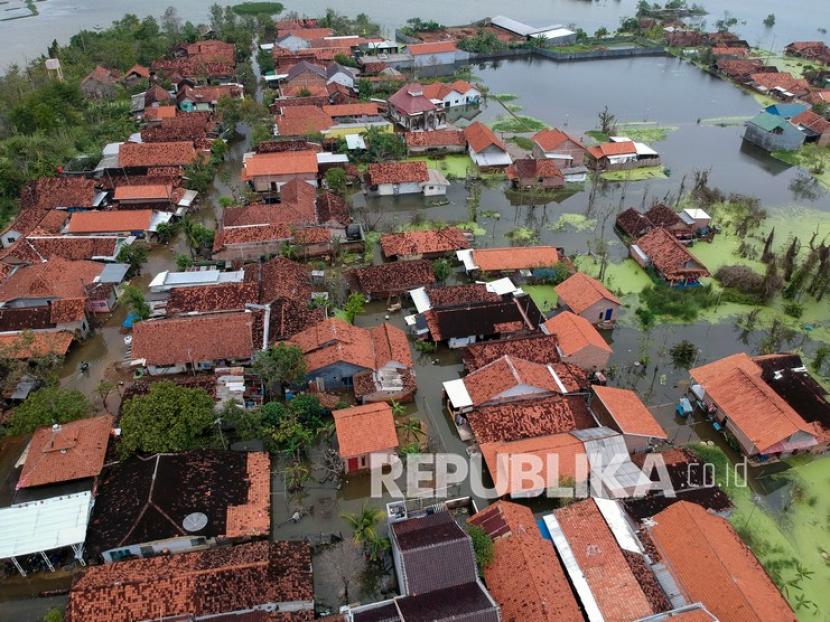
[680,208,711,232]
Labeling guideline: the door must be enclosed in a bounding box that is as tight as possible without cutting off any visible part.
[347,457,359,472]
[604,308,613,321]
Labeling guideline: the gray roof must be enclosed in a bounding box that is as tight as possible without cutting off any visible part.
[97,263,130,284]
[491,15,564,37]
[327,62,355,79]
[286,60,326,81]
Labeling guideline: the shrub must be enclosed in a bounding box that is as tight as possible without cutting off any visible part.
[784,301,803,318]
[715,265,763,294]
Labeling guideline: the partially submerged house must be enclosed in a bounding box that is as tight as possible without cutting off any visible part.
[420,80,481,108]
[531,128,589,181]
[404,129,466,155]
[542,311,613,371]
[387,83,446,131]
[506,158,565,189]
[645,203,693,239]
[364,161,448,196]
[464,121,512,169]
[84,450,270,562]
[590,385,667,452]
[241,150,319,192]
[406,40,470,67]
[615,207,655,239]
[332,402,399,473]
[743,111,805,152]
[792,109,830,146]
[457,245,559,276]
[586,139,660,171]
[631,227,709,285]
[380,227,470,260]
[554,272,621,327]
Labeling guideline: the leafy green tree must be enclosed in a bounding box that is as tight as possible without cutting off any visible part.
[117,241,149,275]
[763,13,776,27]
[360,126,406,163]
[343,292,365,323]
[432,258,451,282]
[183,160,217,194]
[120,284,151,320]
[466,525,494,570]
[325,167,348,195]
[42,608,63,622]
[595,27,609,38]
[119,381,216,455]
[6,387,92,436]
[176,254,194,270]
[252,342,307,396]
[182,217,215,258]
[155,221,178,244]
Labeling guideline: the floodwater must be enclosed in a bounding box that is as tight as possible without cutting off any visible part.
[2,0,829,69]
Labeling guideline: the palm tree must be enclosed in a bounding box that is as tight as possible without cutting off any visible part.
[390,400,407,419]
[341,504,384,546]
[396,416,425,444]
[365,533,390,562]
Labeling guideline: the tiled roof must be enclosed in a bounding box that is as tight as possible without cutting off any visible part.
[276,105,334,136]
[269,298,326,341]
[750,71,810,94]
[506,158,564,181]
[166,282,260,315]
[616,207,654,238]
[592,385,667,439]
[690,353,815,453]
[464,121,506,153]
[18,415,113,489]
[152,58,234,80]
[132,312,254,366]
[316,191,349,225]
[388,83,437,115]
[469,394,595,444]
[366,161,429,185]
[793,109,830,134]
[532,128,586,152]
[113,184,173,201]
[381,227,469,258]
[463,333,561,371]
[716,59,765,78]
[67,210,154,234]
[407,40,458,55]
[0,236,120,264]
[634,227,709,281]
[4,177,97,238]
[125,64,150,78]
[468,501,583,622]
[555,272,620,314]
[332,402,398,457]
[177,83,242,104]
[82,65,119,86]
[554,498,655,621]
[405,129,466,147]
[348,259,435,295]
[241,150,318,178]
[50,297,88,323]
[278,27,334,40]
[144,105,177,120]
[471,246,559,271]
[420,80,476,100]
[648,501,796,622]
[712,46,749,57]
[0,331,74,359]
[84,450,271,558]
[181,39,236,64]
[257,256,313,303]
[0,257,103,302]
[587,140,637,158]
[463,355,560,407]
[66,540,311,622]
[645,204,688,230]
[543,311,612,357]
[322,103,379,117]
[119,141,197,168]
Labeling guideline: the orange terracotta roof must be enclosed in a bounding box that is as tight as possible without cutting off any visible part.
[405,129,466,147]
[472,246,559,271]
[463,355,560,407]
[119,141,197,168]
[380,227,469,258]
[366,161,429,185]
[543,311,612,356]
[321,103,379,116]
[132,312,254,366]
[0,257,103,301]
[648,501,796,622]
[555,272,620,314]
[408,40,458,55]
[278,27,335,40]
[420,80,476,100]
[241,150,318,179]
[464,121,506,153]
[333,402,398,457]
[50,298,88,323]
[592,385,667,439]
[113,184,173,201]
[690,353,814,453]
[18,415,113,489]
[532,128,586,152]
[0,331,74,359]
[750,71,810,94]
[225,452,271,537]
[587,140,637,159]
[793,109,830,134]
[275,105,334,136]
[126,64,150,78]
[634,227,709,282]
[68,210,154,234]
[144,105,177,120]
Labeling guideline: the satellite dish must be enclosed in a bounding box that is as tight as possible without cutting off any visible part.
[182,512,208,532]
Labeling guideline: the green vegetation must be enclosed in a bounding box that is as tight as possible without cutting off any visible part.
[120,284,151,320]
[354,127,407,163]
[466,524,494,570]
[601,166,668,181]
[639,283,717,322]
[492,93,519,102]
[252,343,307,397]
[490,114,548,133]
[116,241,149,276]
[399,17,444,37]
[406,154,473,179]
[508,135,534,150]
[506,226,539,245]
[432,258,452,282]
[318,9,380,36]
[119,382,217,456]
[5,387,92,436]
[524,284,558,313]
[324,167,348,195]
[343,292,366,323]
[614,122,677,143]
[458,29,504,54]
[772,145,830,188]
[231,2,284,15]
[549,213,597,232]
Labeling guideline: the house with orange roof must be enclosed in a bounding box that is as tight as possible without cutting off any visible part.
[467,500,583,622]
[364,160,448,196]
[420,80,481,108]
[506,158,565,189]
[586,138,661,171]
[631,227,709,285]
[464,121,512,169]
[406,40,470,67]
[332,402,400,473]
[80,66,120,100]
[457,245,559,276]
[387,83,446,131]
[404,129,466,154]
[646,501,797,622]
[689,352,827,462]
[0,331,76,361]
[66,209,162,237]
[542,311,613,371]
[241,149,319,192]
[555,271,621,327]
[590,385,667,452]
[380,227,470,260]
[17,415,113,490]
[532,128,588,169]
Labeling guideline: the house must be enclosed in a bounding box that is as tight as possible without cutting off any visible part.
[464,121,512,168]
[785,40,830,62]
[506,158,565,189]
[80,66,120,99]
[406,40,470,67]
[715,58,768,81]
[750,71,811,99]
[332,402,399,473]
[531,128,588,170]
[462,332,563,370]
[689,353,827,463]
[326,62,357,88]
[16,415,113,490]
[712,46,750,58]
[364,161,430,196]
[590,385,667,452]
[176,82,243,112]
[743,111,806,151]
[467,501,585,622]
[241,150,319,192]
[631,227,710,285]
[0,235,128,266]
[793,109,830,146]
[84,450,270,562]
[148,267,245,295]
[615,207,654,239]
[764,102,808,119]
[586,139,660,170]
[275,28,335,50]
[490,16,577,44]
[290,318,415,400]
[174,39,236,64]
[544,498,663,620]
[381,227,469,260]
[347,259,435,300]
[67,210,166,237]
[645,203,693,239]
[420,80,481,108]
[646,501,797,622]
[457,245,559,275]
[117,141,198,172]
[122,64,149,86]
[131,311,255,375]
[387,83,447,130]
[65,540,313,622]
[404,129,466,154]
[680,207,712,233]
[542,311,613,371]
[555,272,620,327]
[0,331,75,361]
[112,184,178,209]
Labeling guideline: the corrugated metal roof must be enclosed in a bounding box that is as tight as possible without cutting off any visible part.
[0,492,92,559]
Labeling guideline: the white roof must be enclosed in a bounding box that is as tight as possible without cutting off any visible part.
[682,208,710,220]
[593,497,644,554]
[443,378,472,409]
[471,151,513,167]
[408,287,431,314]
[316,152,349,165]
[148,211,174,232]
[423,168,450,186]
[456,249,478,272]
[609,135,632,143]
[483,277,517,296]
[491,15,564,37]
[259,43,274,51]
[177,189,198,208]
[346,134,366,150]
[0,492,92,559]
[633,142,659,156]
[149,268,245,291]
[540,27,576,40]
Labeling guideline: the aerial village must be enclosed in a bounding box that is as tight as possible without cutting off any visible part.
[0,2,829,621]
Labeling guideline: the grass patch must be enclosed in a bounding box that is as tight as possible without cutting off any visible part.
[492,93,518,102]
[759,53,827,78]
[700,115,753,127]
[232,1,284,15]
[639,282,717,322]
[456,221,487,236]
[524,284,558,313]
[615,122,677,143]
[601,166,667,181]
[549,213,597,232]
[585,130,609,143]
[507,136,534,150]
[490,114,548,133]
[771,144,830,188]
